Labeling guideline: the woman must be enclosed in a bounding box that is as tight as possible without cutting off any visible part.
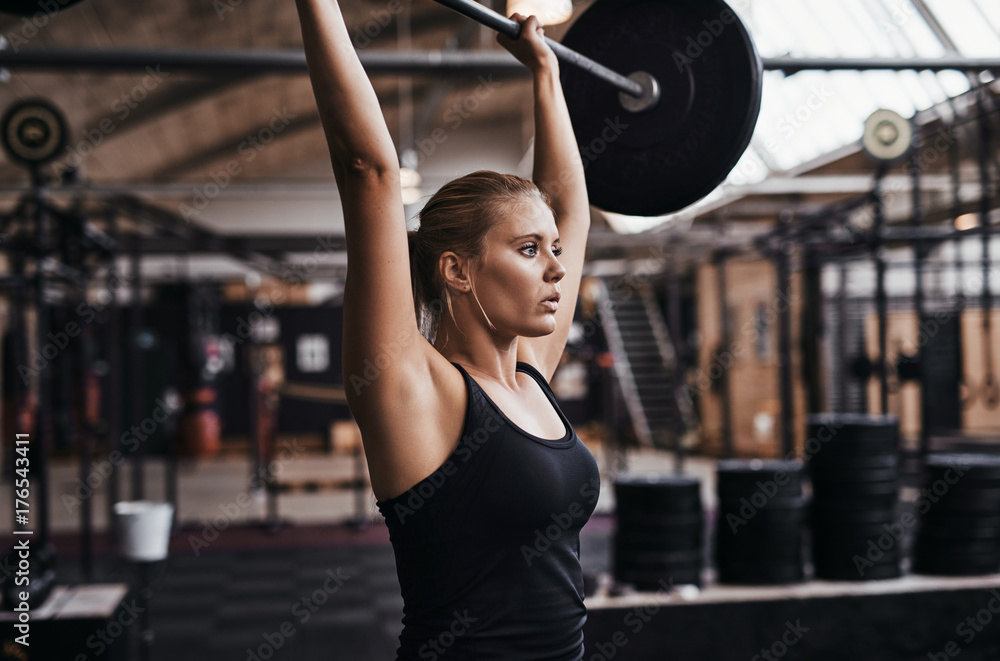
[294,1,599,658]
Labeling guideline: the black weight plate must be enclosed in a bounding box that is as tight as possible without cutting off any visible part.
[915,538,1000,555]
[810,465,901,483]
[926,454,1000,480]
[615,473,701,491]
[716,545,803,564]
[614,531,702,553]
[806,413,899,436]
[811,502,898,522]
[617,568,702,589]
[718,526,807,543]
[924,495,1000,514]
[716,459,804,477]
[0,0,86,15]
[808,453,900,471]
[811,493,899,512]
[813,522,905,540]
[616,510,704,530]
[811,479,900,498]
[913,560,1000,577]
[716,514,807,538]
[559,0,762,216]
[814,562,902,582]
[914,550,1000,568]
[917,519,1000,539]
[615,479,703,514]
[813,541,902,561]
[615,548,703,565]
[920,509,1000,525]
[717,565,805,585]
[717,494,809,514]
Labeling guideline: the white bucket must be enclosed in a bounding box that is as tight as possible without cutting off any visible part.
[114,501,174,562]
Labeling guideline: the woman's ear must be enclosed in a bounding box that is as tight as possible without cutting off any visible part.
[438,251,471,292]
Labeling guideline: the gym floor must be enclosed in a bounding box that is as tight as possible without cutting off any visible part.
[41,441,637,661]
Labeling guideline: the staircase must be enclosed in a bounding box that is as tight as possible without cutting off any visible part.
[594,278,692,448]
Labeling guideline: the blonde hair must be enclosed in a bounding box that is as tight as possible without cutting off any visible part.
[408,170,549,344]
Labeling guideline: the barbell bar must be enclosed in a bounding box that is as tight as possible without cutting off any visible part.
[2,50,1000,74]
[430,0,656,109]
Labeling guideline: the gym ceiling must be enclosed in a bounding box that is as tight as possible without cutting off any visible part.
[0,0,997,274]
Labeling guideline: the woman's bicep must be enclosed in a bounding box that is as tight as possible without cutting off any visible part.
[339,173,423,371]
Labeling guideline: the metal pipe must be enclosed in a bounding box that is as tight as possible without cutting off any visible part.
[129,248,145,500]
[715,251,734,457]
[873,166,890,415]
[105,211,122,545]
[30,167,52,547]
[978,87,998,409]
[910,141,928,453]
[837,262,848,411]
[776,212,794,457]
[668,265,686,475]
[1,49,999,75]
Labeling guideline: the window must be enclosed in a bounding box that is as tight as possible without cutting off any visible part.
[296,334,330,373]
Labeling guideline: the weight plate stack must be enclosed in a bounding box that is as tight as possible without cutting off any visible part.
[914,454,1000,576]
[806,414,902,581]
[714,459,806,585]
[613,474,704,590]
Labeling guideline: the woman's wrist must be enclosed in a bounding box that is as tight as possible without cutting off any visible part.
[531,56,560,81]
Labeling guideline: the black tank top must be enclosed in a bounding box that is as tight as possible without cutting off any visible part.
[376,361,601,660]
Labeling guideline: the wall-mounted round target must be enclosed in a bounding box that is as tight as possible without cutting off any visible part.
[862,109,913,162]
[1,99,68,166]
[0,0,86,15]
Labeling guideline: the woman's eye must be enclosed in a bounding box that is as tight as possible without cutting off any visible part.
[553,247,564,257]
[520,243,538,256]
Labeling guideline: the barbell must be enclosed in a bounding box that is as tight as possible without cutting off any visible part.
[3,0,763,217]
[433,0,764,216]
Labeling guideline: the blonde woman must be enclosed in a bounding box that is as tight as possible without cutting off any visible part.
[294,1,598,657]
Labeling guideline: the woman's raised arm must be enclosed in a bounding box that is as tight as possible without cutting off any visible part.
[501,15,591,381]
[295,0,397,177]
[294,0,422,404]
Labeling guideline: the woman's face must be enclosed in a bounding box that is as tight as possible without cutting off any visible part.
[471,198,566,338]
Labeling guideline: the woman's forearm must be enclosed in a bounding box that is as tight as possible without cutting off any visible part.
[531,65,590,224]
[294,0,398,176]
